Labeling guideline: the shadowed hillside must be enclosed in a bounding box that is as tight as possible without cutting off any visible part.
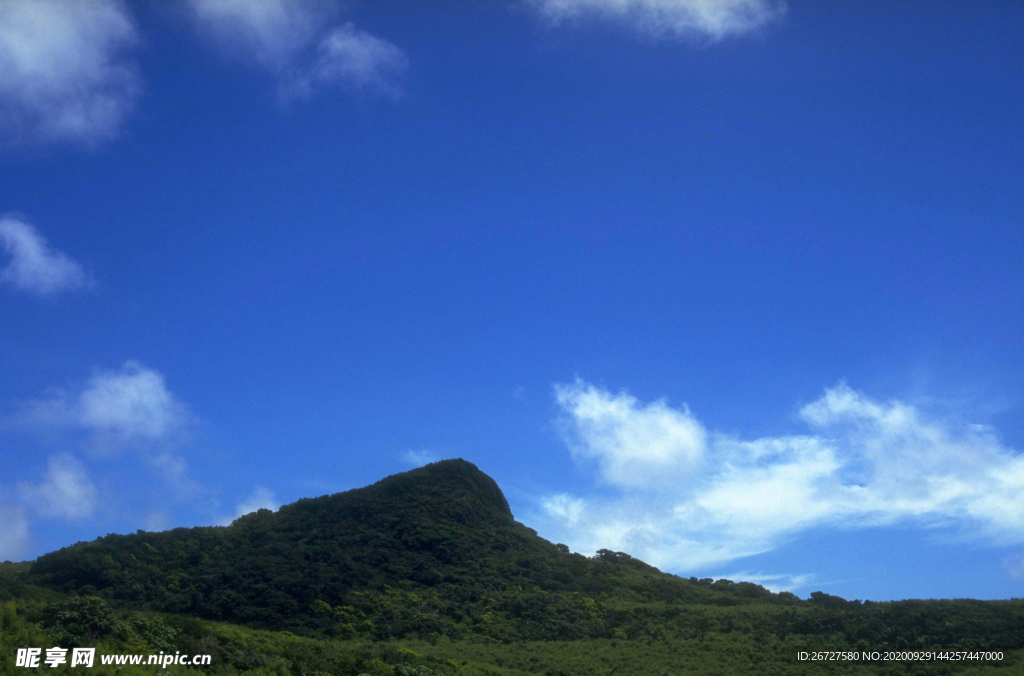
[20,460,1024,655]
[27,460,781,637]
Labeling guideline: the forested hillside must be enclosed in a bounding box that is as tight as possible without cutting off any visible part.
[27,460,788,639]
[5,460,1022,675]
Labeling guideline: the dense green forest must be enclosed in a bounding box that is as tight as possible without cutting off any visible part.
[4,460,1022,675]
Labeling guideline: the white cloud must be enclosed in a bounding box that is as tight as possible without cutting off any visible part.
[1005,552,1024,580]
[186,0,406,97]
[555,378,706,489]
[237,487,279,515]
[691,436,842,541]
[17,454,97,520]
[537,380,1024,572]
[79,362,190,446]
[0,216,92,296]
[0,0,140,145]
[219,487,279,525]
[525,0,786,41]
[1,363,212,548]
[145,451,211,502]
[0,503,29,561]
[14,361,191,450]
[143,511,170,532]
[288,22,408,99]
[185,0,334,68]
[402,448,441,467]
[542,493,586,526]
[716,570,815,594]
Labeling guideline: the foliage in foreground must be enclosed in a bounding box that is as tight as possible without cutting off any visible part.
[23,461,1024,652]
[3,567,1022,676]
[2,565,1024,676]
[6,460,1024,674]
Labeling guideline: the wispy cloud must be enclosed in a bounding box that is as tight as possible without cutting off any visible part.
[13,361,191,451]
[536,379,1024,572]
[185,0,406,98]
[218,486,279,525]
[17,454,97,520]
[237,487,279,515]
[78,362,191,448]
[143,511,170,532]
[0,0,141,145]
[0,503,29,561]
[185,0,334,67]
[715,570,815,594]
[542,493,586,526]
[525,0,786,41]
[2,363,214,549]
[555,379,706,489]
[1004,551,1024,580]
[402,448,442,467]
[286,22,408,99]
[0,216,93,296]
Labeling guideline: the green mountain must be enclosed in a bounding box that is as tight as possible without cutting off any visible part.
[26,459,782,640]
[4,459,1022,676]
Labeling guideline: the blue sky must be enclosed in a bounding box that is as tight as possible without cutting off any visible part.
[1,0,1022,602]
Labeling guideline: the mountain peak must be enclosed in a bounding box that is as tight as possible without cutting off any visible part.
[374,458,513,521]
[280,457,513,527]
[26,458,793,640]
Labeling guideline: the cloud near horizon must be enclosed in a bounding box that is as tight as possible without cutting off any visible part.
[402,448,442,467]
[0,0,141,145]
[17,453,98,521]
[525,0,786,41]
[185,0,407,98]
[715,570,816,594]
[537,379,1024,573]
[217,487,280,526]
[1,362,209,553]
[0,503,29,561]
[0,216,93,296]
